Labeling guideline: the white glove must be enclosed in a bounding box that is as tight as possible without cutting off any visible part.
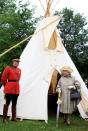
[56,88,61,93]
[68,86,74,89]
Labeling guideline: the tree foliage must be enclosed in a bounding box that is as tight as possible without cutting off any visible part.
[0,0,38,73]
[0,3,88,82]
[55,8,88,79]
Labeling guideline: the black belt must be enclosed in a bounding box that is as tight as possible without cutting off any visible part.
[8,80,19,82]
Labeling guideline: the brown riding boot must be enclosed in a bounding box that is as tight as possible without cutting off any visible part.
[12,106,18,122]
[67,114,71,125]
[3,104,8,124]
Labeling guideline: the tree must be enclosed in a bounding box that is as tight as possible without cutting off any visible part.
[55,8,88,79]
[0,0,38,73]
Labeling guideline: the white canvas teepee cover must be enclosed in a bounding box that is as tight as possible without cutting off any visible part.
[17,14,88,120]
[0,15,63,121]
[0,4,88,121]
[17,15,64,121]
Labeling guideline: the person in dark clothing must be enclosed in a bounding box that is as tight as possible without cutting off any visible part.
[85,79,88,88]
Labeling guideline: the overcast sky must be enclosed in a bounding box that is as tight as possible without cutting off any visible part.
[21,0,88,29]
[26,0,88,21]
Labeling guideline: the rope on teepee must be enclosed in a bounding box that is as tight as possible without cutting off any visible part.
[0,16,60,57]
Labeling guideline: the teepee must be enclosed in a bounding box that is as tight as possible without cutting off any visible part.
[0,0,88,122]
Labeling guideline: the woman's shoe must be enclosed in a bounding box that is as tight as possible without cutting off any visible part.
[67,114,71,125]
[67,120,71,125]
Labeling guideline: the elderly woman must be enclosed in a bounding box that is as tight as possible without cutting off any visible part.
[56,66,81,125]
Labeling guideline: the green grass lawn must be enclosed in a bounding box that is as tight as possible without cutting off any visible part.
[0,113,88,131]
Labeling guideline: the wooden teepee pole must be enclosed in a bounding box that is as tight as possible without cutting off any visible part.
[51,0,61,13]
[44,0,51,17]
[46,0,48,4]
[49,0,54,7]
[38,0,46,12]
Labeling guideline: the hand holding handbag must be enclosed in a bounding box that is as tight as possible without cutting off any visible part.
[70,90,81,100]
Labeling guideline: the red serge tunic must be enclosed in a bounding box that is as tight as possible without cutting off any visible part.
[1,66,21,94]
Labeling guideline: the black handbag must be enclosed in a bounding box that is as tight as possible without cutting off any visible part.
[70,90,81,100]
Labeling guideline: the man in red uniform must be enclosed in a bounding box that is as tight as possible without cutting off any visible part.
[1,57,21,124]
